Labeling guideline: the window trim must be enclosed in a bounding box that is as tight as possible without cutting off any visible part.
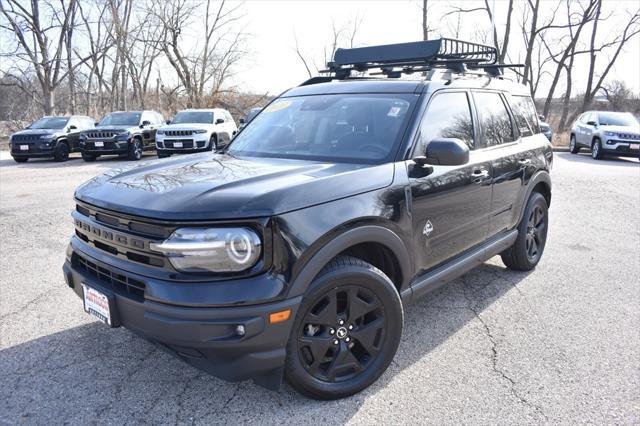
[471,90,519,150]
[409,89,478,158]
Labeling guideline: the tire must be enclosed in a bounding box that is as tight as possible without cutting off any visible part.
[82,153,96,162]
[12,156,28,163]
[591,138,604,160]
[54,141,70,162]
[128,138,143,161]
[158,152,170,158]
[501,192,548,271]
[209,134,217,151]
[569,135,579,154]
[285,256,403,400]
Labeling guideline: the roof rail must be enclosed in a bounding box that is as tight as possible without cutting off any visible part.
[318,38,522,79]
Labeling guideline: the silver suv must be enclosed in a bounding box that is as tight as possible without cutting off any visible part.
[570,111,640,159]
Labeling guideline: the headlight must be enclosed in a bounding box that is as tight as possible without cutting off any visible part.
[150,227,261,273]
[156,129,165,135]
[193,129,207,134]
[604,131,618,137]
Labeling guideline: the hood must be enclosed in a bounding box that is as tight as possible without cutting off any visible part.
[12,128,63,137]
[75,153,394,220]
[160,123,213,131]
[599,124,640,134]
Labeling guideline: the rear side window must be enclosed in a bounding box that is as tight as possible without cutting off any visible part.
[415,91,475,154]
[509,95,538,137]
[474,92,516,146]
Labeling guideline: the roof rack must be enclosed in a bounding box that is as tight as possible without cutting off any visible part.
[318,38,522,79]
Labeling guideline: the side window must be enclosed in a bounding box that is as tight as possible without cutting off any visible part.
[415,91,475,155]
[507,96,534,137]
[474,91,516,146]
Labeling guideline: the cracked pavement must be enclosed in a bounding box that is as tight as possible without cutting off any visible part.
[1,151,638,424]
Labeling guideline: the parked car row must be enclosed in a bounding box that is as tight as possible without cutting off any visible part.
[8,108,241,163]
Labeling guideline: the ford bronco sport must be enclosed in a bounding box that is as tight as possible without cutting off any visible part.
[63,39,552,400]
[10,115,94,162]
[79,110,164,161]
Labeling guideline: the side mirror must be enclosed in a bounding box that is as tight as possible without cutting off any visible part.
[68,125,77,131]
[215,118,225,124]
[94,122,99,126]
[424,138,470,166]
[166,120,171,125]
[586,120,597,126]
[140,120,151,128]
[538,114,545,122]
[239,118,246,124]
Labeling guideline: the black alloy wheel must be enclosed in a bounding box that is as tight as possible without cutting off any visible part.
[54,142,70,162]
[285,256,403,400]
[525,204,545,263]
[129,138,143,160]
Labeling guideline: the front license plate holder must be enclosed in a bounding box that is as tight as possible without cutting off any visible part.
[94,141,104,147]
[173,142,183,148]
[20,145,29,151]
[82,283,118,327]
[629,143,639,150]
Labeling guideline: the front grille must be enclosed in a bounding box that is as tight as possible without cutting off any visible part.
[165,130,194,137]
[74,253,145,301]
[86,131,118,139]
[617,133,640,140]
[11,134,40,142]
[165,139,194,148]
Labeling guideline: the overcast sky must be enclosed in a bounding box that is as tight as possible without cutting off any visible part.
[231,0,640,97]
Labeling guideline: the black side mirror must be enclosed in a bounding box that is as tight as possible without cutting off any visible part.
[538,114,545,122]
[215,118,225,124]
[239,118,246,124]
[423,138,470,166]
[586,120,597,126]
[68,125,77,131]
[166,120,171,125]
[94,122,99,126]
[140,120,151,128]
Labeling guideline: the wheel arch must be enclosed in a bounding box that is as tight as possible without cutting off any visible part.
[287,225,412,302]
[518,171,551,224]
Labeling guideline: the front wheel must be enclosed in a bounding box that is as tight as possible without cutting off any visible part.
[81,153,96,162]
[128,138,143,161]
[54,142,70,162]
[12,156,28,163]
[592,138,604,160]
[285,256,403,400]
[501,192,548,271]
[569,135,579,154]
[157,152,171,158]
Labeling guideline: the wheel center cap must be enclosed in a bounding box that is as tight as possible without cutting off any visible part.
[336,327,348,339]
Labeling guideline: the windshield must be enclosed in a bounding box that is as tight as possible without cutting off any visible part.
[99,112,141,126]
[172,111,214,124]
[228,94,415,163]
[245,108,261,122]
[29,117,69,129]
[598,112,638,127]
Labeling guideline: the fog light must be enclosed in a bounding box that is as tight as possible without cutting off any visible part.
[235,325,246,336]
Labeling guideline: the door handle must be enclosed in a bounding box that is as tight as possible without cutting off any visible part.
[472,169,489,184]
[518,159,531,167]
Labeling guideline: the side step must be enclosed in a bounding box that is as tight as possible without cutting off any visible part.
[405,230,518,303]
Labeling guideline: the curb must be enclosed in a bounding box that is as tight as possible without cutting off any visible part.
[552,146,570,152]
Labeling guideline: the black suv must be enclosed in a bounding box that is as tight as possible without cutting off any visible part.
[63,39,552,399]
[79,111,164,161]
[10,115,94,162]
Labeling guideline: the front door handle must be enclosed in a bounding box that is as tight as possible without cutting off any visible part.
[518,159,531,167]
[472,169,490,184]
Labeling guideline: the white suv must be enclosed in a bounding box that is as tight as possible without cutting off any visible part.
[156,109,237,158]
[570,111,640,159]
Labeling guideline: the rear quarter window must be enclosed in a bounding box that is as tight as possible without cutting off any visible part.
[508,95,538,137]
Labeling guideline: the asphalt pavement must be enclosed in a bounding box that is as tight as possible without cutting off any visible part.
[0,150,638,425]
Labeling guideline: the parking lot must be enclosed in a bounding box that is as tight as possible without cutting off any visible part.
[0,150,638,424]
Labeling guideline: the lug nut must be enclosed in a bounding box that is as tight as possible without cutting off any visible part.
[329,328,335,335]
[333,339,339,345]
[345,337,350,342]
[348,325,353,330]
[338,319,344,325]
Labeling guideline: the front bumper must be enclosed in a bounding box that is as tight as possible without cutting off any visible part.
[603,138,640,157]
[81,139,131,155]
[63,241,300,389]
[10,141,56,157]
[156,137,210,154]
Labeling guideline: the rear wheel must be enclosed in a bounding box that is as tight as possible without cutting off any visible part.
[12,156,28,163]
[82,153,96,162]
[285,256,403,400]
[54,141,70,162]
[569,135,579,154]
[501,192,548,271]
[128,138,143,161]
[591,138,604,160]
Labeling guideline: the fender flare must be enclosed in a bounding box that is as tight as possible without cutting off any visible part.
[518,170,551,224]
[287,225,412,299]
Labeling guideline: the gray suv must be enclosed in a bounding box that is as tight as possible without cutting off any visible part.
[570,111,640,159]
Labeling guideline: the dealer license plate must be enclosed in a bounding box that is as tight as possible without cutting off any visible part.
[94,141,104,147]
[82,284,112,326]
[20,145,29,151]
[630,143,639,150]
[173,142,183,148]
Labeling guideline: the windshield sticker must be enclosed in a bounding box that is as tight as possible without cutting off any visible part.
[264,101,292,113]
[387,106,401,117]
